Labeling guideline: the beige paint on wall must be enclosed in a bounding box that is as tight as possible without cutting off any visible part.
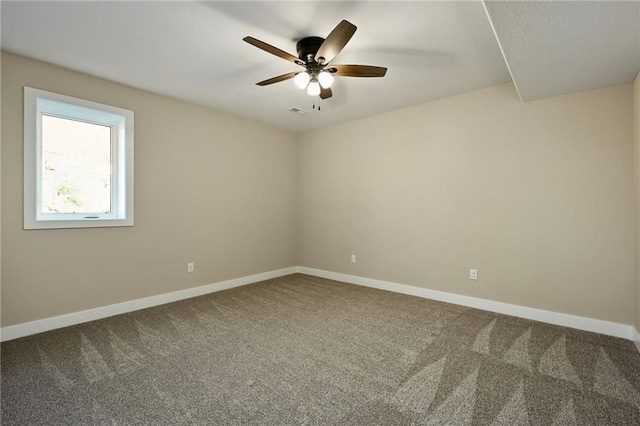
[298,82,635,325]
[2,52,637,331]
[1,52,298,327]
[635,71,640,333]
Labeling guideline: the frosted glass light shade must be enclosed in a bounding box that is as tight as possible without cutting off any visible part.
[307,81,321,96]
[294,72,310,89]
[318,71,334,89]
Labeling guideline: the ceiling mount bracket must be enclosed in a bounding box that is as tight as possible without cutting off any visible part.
[296,36,325,63]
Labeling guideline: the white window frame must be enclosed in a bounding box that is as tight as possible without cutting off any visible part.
[24,87,134,229]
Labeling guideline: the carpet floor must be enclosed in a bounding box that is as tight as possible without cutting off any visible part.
[2,273,640,425]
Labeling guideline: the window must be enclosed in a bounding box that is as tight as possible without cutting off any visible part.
[24,87,134,229]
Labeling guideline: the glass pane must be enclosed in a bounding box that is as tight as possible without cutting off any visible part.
[41,115,112,214]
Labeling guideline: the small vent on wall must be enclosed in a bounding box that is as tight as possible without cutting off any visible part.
[288,107,309,115]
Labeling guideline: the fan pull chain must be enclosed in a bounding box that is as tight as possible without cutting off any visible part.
[311,97,322,112]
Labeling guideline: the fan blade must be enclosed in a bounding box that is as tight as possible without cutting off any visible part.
[319,87,333,100]
[256,72,298,86]
[330,65,387,77]
[243,36,303,65]
[315,20,357,65]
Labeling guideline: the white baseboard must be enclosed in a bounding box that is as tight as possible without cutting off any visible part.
[2,265,635,343]
[298,267,634,341]
[0,267,297,342]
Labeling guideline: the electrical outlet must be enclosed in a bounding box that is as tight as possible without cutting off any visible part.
[187,262,195,273]
[351,254,356,263]
[470,269,478,280]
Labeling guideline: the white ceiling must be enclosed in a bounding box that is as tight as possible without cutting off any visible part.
[484,1,640,101]
[2,1,639,134]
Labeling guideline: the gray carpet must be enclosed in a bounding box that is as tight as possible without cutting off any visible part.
[2,273,640,425]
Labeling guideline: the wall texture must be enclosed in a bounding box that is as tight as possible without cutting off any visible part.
[3,52,637,331]
[635,72,640,333]
[298,82,635,325]
[1,52,298,327]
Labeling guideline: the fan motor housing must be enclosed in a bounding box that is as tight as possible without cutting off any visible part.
[296,37,325,63]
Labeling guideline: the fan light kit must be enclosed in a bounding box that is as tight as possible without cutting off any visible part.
[243,20,387,100]
[294,71,334,95]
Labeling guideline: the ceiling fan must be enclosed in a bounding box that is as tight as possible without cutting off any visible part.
[243,20,387,100]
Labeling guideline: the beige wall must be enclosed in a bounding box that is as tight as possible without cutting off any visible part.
[635,72,640,333]
[1,52,298,327]
[2,51,637,330]
[0,52,3,326]
[298,82,636,325]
